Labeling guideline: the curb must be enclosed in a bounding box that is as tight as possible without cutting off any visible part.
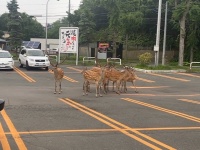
[135,68,187,73]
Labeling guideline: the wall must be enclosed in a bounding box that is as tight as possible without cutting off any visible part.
[31,38,59,50]
[78,46,178,62]
[123,50,178,62]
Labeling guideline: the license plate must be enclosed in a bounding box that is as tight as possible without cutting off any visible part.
[0,65,5,67]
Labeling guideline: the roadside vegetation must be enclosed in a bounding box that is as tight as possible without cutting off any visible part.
[1,0,200,71]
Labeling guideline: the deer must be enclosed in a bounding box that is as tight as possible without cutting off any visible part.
[48,55,67,94]
[81,66,106,97]
[103,66,129,94]
[120,66,138,93]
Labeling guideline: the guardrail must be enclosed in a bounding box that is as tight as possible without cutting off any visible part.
[190,62,200,69]
[83,57,96,64]
[107,58,121,65]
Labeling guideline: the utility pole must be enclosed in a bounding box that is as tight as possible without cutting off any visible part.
[154,0,162,66]
[68,0,70,27]
[162,1,168,65]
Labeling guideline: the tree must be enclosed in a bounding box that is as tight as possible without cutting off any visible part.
[171,0,191,66]
[7,0,23,51]
[185,2,200,62]
[0,13,9,38]
[20,13,45,40]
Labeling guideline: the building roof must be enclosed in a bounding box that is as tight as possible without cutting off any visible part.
[22,41,41,49]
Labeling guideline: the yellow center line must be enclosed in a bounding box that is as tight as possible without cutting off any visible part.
[177,73,200,78]
[3,126,200,135]
[178,99,200,104]
[148,73,190,82]
[0,123,11,150]
[1,110,27,150]
[122,98,200,123]
[14,67,36,82]
[48,70,78,82]
[137,77,155,83]
[120,93,200,97]
[59,98,175,150]
[67,67,82,72]
[129,86,169,89]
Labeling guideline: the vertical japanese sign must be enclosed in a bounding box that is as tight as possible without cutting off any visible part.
[59,27,79,53]
[59,27,79,65]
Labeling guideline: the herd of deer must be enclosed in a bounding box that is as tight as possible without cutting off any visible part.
[50,56,138,97]
[81,64,138,97]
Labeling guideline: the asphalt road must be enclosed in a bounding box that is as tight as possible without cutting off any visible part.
[0,63,200,150]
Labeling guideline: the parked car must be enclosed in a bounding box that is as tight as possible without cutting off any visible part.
[18,48,50,70]
[0,99,5,111]
[0,50,15,70]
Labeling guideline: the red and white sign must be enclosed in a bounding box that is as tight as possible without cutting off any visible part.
[59,27,79,53]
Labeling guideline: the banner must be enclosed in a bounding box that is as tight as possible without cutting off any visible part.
[59,27,79,53]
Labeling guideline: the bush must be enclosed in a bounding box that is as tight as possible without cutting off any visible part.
[138,52,153,65]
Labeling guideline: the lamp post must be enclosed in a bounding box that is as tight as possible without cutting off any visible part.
[154,0,162,66]
[45,0,60,52]
[45,0,50,52]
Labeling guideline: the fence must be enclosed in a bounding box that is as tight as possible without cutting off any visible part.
[83,57,96,64]
[190,62,200,69]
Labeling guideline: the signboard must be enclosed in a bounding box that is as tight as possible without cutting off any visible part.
[98,43,109,53]
[97,42,109,59]
[59,27,79,65]
[59,27,79,53]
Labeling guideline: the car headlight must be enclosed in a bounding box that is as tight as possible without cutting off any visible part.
[46,59,49,62]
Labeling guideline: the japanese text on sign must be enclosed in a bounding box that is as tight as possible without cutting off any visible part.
[59,27,79,53]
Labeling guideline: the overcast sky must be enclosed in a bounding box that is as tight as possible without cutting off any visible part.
[0,0,82,26]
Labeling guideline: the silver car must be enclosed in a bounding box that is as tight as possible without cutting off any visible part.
[0,50,15,70]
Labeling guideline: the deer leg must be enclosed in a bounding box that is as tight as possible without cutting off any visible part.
[124,81,127,93]
[95,82,98,98]
[120,81,124,93]
[103,83,107,94]
[132,80,138,93]
[82,82,85,96]
[115,81,121,95]
[54,81,57,94]
[58,81,61,94]
[106,80,109,92]
[99,82,102,97]
[112,81,115,92]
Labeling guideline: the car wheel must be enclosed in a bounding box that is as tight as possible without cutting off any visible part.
[19,60,23,68]
[26,61,30,70]
[45,67,49,71]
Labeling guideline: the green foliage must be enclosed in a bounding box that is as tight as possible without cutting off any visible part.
[20,13,45,40]
[138,52,153,65]
[7,0,23,50]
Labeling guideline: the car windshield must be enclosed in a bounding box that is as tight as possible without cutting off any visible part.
[0,52,12,58]
[27,50,45,56]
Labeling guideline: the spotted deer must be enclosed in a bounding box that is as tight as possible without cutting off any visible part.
[49,55,67,94]
[81,67,106,97]
[121,66,138,93]
[104,66,129,94]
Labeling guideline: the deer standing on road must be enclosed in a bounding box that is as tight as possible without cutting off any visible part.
[49,55,67,94]
[82,66,106,97]
[51,65,64,94]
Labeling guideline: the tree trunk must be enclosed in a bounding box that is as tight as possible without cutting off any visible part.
[178,0,190,66]
[190,47,193,63]
[125,34,128,59]
[112,31,117,58]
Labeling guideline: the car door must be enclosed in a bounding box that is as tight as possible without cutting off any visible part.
[20,50,27,65]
